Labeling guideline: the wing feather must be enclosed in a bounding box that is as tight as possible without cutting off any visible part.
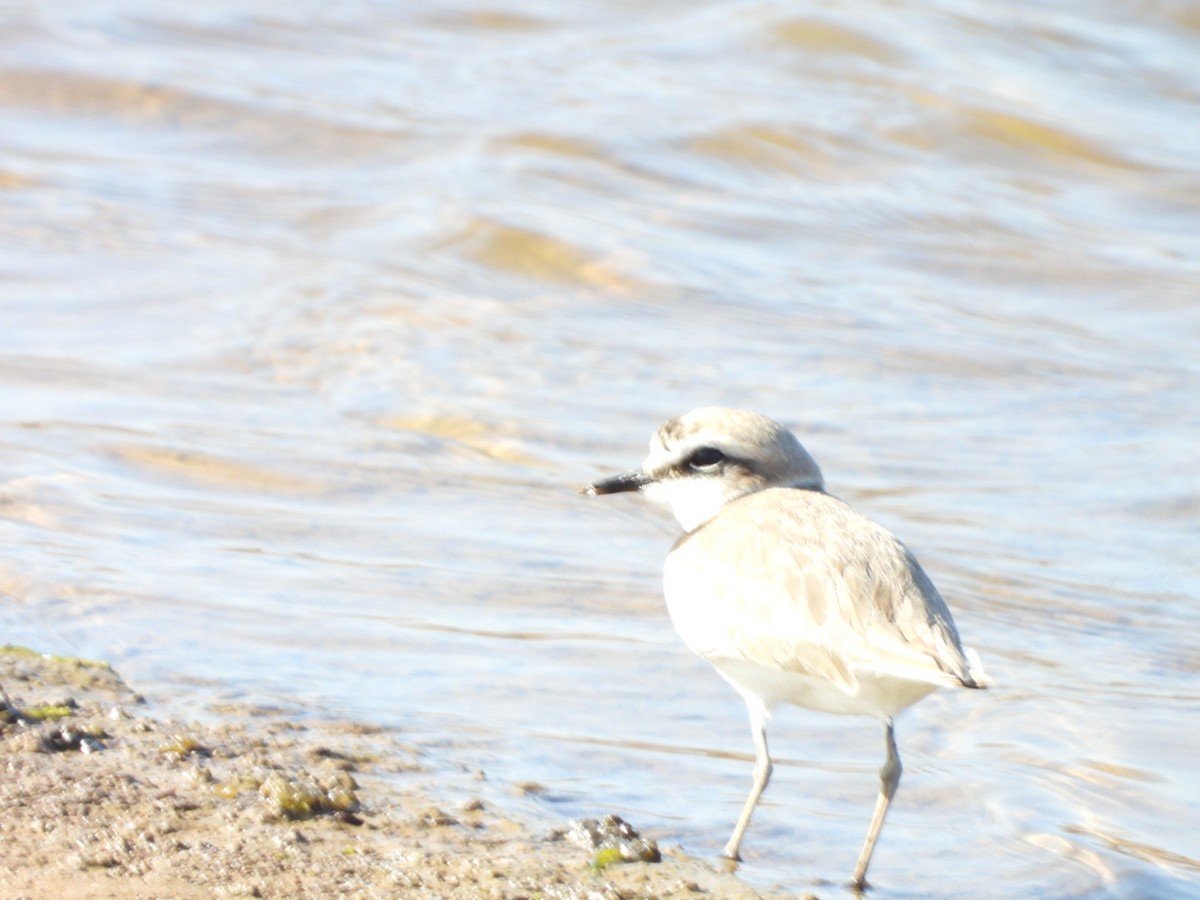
[663,488,976,693]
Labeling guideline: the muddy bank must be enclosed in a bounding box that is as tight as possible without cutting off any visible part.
[0,646,800,899]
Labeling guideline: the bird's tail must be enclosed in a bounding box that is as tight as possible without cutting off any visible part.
[960,646,992,689]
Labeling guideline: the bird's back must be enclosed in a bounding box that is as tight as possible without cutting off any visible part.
[663,487,984,717]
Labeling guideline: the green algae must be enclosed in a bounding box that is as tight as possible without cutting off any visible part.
[1,645,114,670]
[259,770,360,821]
[19,704,75,721]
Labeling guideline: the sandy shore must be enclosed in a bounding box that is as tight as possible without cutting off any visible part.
[0,646,801,899]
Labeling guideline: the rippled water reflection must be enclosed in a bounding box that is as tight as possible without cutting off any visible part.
[2,2,1198,897]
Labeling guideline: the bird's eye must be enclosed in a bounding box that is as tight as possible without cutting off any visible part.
[687,447,726,470]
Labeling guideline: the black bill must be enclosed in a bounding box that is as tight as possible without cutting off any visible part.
[581,470,653,495]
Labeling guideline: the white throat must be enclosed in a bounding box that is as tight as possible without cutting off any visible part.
[642,476,739,532]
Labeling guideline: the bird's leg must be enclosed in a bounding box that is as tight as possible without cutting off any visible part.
[723,704,772,861]
[850,718,902,890]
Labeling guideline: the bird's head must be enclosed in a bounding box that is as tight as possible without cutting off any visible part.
[582,407,824,532]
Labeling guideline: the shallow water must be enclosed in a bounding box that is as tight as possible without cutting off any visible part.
[2,1,1198,897]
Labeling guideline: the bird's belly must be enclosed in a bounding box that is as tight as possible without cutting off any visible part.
[708,657,939,718]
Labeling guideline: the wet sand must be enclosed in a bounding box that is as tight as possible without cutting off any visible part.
[0,646,796,900]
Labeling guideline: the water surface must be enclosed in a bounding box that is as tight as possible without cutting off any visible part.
[2,2,1198,897]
